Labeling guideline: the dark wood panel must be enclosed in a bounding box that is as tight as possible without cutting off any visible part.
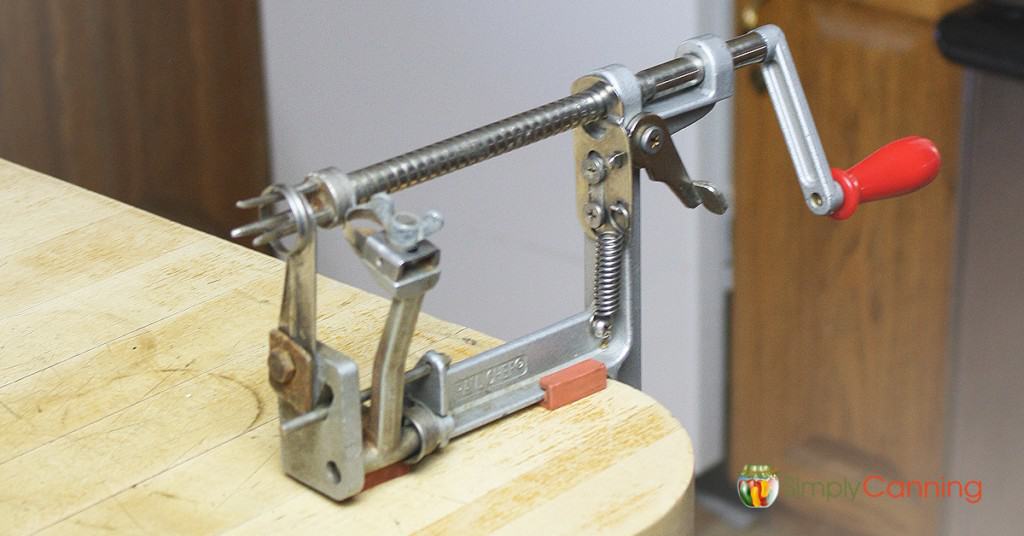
[729,1,962,534]
[0,0,268,239]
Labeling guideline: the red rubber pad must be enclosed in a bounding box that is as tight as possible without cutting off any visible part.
[540,359,608,410]
[362,462,411,492]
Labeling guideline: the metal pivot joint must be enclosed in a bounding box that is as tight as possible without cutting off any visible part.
[233,25,941,502]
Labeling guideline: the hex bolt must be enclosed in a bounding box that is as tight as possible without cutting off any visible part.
[268,350,296,384]
[581,152,608,185]
[639,125,665,154]
[583,202,605,229]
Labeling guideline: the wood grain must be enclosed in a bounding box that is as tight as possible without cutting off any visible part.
[0,0,268,240]
[729,1,962,535]
[846,0,966,21]
[0,160,694,535]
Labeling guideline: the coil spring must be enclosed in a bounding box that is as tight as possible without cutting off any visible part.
[591,204,628,341]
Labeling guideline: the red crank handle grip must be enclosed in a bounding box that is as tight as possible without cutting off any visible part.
[829,136,941,220]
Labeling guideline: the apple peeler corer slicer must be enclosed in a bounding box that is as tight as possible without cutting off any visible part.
[231,25,941,501]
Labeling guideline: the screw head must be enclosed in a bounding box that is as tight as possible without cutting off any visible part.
[591,317,612,340]
[581,153,608,185]
[583,202,605,229]
[268,350,296,384]
[639,126,665,155]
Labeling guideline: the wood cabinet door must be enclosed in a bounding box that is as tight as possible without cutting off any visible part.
[729,1,962,534]
[0,0,268,240]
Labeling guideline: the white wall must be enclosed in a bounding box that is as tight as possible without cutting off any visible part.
[260,0,732,474]
[944,71,1024,535]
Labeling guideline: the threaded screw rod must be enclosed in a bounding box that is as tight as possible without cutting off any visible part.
[232,33,769,245]
[347,83,618,202]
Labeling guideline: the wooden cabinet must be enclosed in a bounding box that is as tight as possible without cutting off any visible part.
[0,0,268,240]
[729,1,964,534]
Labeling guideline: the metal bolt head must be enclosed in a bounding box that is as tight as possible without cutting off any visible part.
[583,202,605,229]
[591,317,612,340]
[268,350,296,384]
[581,153,608,185]
[639,126,665,154]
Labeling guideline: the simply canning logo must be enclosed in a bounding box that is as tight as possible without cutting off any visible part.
[737,465,983,507]
[737,465,779,508]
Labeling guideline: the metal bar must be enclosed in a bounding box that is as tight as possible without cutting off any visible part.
[363,427,420,473]
[636,55,703,101]
[727,32,768,68]
[276,190,318,350]
[753,25,841,214]
[348,83,617,202]
[367,294,425,457]
[233,33,768,244]
[345,33,765,204]
[360,362,430,403]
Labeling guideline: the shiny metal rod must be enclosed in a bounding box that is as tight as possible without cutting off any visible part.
[727,32,769,68]
[233,32,767,244]
[348,83,618,202]
[345,32,765,205]
[636,55,703,101]
[345,54,710,203]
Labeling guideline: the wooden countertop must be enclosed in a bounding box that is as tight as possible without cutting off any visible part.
[0,160,693,535]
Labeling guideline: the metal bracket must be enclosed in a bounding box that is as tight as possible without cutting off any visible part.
[645,33,735,133]
[278,343,364,500]
[629,113,728,215]
[265,183,366,500]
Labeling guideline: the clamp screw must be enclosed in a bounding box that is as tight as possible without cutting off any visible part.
[583,202,605,229]
[268,350,296,384]
[639,126,665,154]
[582,153,608,185]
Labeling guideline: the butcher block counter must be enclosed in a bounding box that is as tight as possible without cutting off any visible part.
[0,160,694,535]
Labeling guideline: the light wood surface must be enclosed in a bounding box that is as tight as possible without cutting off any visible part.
[0,159,693,535]
[730,1,962,535]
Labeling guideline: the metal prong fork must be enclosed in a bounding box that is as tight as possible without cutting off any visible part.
[231,181,332,249]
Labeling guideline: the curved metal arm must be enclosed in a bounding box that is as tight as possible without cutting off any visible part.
[754,24,844,215]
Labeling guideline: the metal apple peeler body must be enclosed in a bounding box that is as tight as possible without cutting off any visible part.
[232,24,940,501]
